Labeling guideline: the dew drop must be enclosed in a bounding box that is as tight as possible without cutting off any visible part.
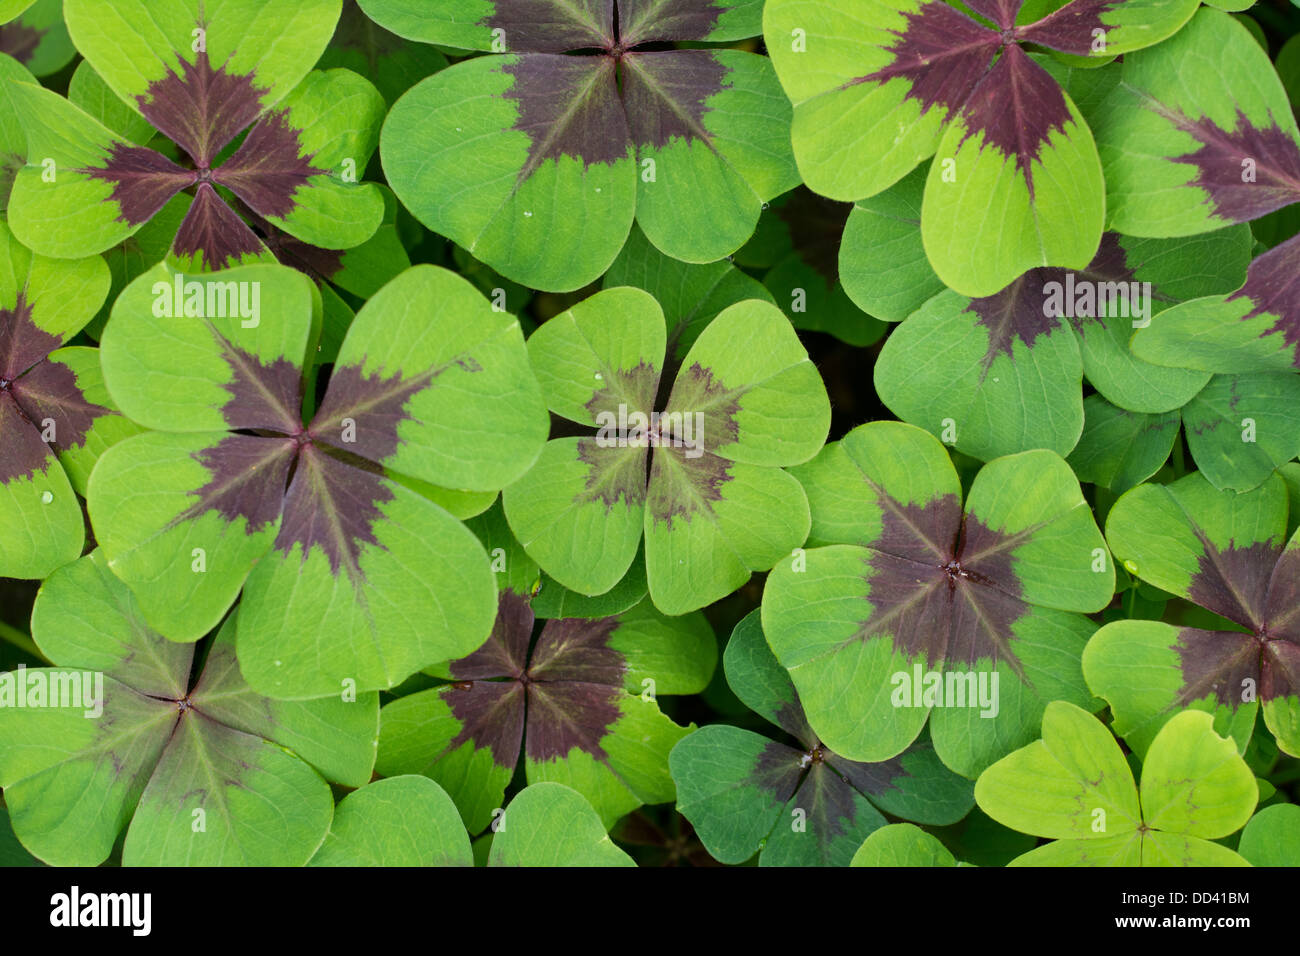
[761,201,770,210]
[594,372,603,381]
[992,377,1000,383]
[40,490,53,504]
[1123,560,1139,575]
[274,659,282,667]
[456,127,462,132]
[595,187,602,193]
[523,211,533,218]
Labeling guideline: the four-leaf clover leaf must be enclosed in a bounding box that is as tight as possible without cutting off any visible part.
[90,262,548,699]
[976,701,1256,866]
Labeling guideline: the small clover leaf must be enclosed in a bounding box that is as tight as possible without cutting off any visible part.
[503,288,830,615]
[975,701,1256,866]
[671,611,973,866]
[377,588,715,832]
[7,0,386,272]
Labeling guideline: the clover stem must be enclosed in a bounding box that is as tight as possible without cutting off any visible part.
[0,620,49,664]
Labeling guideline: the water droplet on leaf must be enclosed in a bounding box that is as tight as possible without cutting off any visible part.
[40,491,53,504]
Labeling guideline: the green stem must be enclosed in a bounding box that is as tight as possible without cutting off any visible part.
[0,620,48,664]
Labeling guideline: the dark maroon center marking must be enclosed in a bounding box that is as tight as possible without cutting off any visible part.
[170,348,446,579]
[963,0,1025,29]
[445,590,627,768]
[1016,0,1113,56]
[857,3,1002,120]
[953,43,1073,197]
[646,445,732,529]
[1174,534,1300,708]
[185,434,296,532]
[212,109,328,220]
[751,729,909,847]
[214,343,303,434]
[7,356,110,459]
[856,2,1083,197]
[170,182,270,270]
[966,232,1131,369]
[310,363,432,464]
[0,389,53,483]
[274,444,392,578]
[1172,627,1260,709]
[492,0,735,183]
[0,295,59,381]
[0,20,41,64]
[82,143,196,227]
[0,295,111,482]
[573,358,740,524]
[748,665,909,806]
[78,45,327,270]
[1187,538,1278,631]
[1264,546,1300,644]
[133,50,269,168]
[857,494,1029,679]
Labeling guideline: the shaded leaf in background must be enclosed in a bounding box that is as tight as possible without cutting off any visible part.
[0,0,73,78]
[604,223,776,364]
[671,611,973,866]
[863,203,1250,461]
[1235,802,1300,866]
[749,187,886,347]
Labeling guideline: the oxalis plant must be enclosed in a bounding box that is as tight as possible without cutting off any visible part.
[1,0,1299,872]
